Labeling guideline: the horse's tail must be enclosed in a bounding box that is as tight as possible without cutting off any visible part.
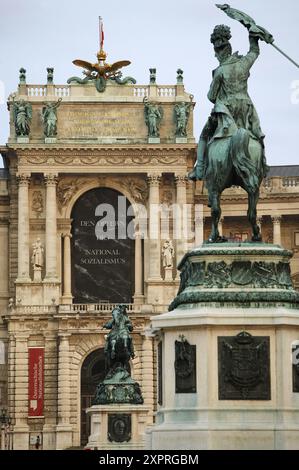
[230,128,259,193]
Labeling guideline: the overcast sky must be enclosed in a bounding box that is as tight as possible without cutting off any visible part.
[0,0,298,166]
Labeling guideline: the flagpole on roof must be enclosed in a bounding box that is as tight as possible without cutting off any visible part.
[99,16,104,51]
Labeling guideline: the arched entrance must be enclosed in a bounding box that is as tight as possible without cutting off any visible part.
[80,348,105,446]
[71,187,135,303]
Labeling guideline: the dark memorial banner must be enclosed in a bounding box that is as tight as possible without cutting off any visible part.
[28,347,44,417]
[71,188,135,303]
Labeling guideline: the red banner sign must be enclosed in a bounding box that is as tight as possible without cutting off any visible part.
[28,348,44,417]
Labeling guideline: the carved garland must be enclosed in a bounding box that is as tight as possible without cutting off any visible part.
[57,176,149,208]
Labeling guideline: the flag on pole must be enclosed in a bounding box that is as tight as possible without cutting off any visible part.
[99,16,104,49]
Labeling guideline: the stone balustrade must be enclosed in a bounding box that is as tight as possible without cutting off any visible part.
[58,303,140,314]
[199,177,299,197]
[23,84,182,101]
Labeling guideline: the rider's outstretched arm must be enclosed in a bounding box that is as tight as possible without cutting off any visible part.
[244,34,260,68]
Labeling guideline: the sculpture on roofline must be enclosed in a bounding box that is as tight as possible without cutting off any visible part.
[42,99,62,137]
[13,99,32,136]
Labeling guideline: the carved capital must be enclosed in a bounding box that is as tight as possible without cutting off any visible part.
[17,174,31,186]
[147,174,161,187]
[62,232,72,239]
[257,216,263,225]
[175,174,188,187]
[271,215,282,225]
[44,174,58,186]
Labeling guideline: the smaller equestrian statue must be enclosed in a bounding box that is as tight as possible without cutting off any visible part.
[93,305,143,405]
[103,305,135,371]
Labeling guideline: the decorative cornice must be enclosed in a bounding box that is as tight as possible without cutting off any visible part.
[9,144,196,153]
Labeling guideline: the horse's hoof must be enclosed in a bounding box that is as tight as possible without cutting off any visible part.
[207,235,228,244]
[216,236,228,243]
[188,168,203,181]
[251,235,262,242]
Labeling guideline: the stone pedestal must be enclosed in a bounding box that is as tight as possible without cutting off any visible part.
[147,243,299,450]
[175,137,187,143]
[17,136,29,143]
[33,267,42,282]
[148,137,160,144]
[86,404,150,450]
[164,266,173,281]
[45,137,57,144]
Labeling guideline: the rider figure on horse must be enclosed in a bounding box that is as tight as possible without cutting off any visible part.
[189,24,268,183]
[103,305,135,362]
[189,16,272,243]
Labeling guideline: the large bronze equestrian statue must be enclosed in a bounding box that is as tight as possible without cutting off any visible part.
[189,5,276,243]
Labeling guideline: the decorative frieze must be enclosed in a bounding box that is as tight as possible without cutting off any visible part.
[18,152,189,168]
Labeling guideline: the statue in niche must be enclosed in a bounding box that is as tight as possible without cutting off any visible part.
[42,98,62,137]
[162,240,174,268]
[32,191,43,217]
[174,100,192,137]
[13,99,32,136]
[143,97,163,137]
[31,238,44,270]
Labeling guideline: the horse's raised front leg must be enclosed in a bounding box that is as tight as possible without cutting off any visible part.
[248,190,262,242]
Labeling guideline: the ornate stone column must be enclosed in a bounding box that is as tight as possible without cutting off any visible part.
[134,219,144,305]
[141,331,154,422]
[44,174,58,280]
[272,216,282,245]
[17,174,31,281]
[13,334,29,449]
[175,174,188,267]
[0,217,9,298]
[62,232,73,304]
[57,334,71,424]
[56,333,72,449]
[147,174,162,280]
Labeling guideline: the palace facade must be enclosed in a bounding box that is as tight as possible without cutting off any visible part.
[0,66,298,449]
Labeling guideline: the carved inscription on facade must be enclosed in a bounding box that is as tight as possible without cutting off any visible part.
[59,107,142,139]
